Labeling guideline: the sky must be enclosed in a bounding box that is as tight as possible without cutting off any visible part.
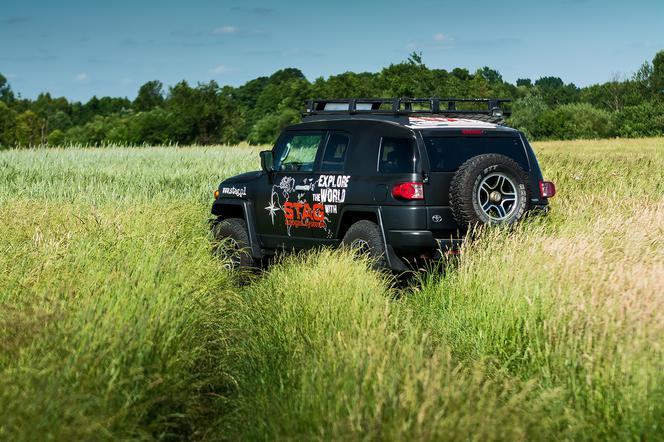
[1,0,663,102]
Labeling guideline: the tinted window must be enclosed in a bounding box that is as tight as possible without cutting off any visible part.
[423,136,528,172]
[378,137,418,173]
[320,133,349,172]
[274,133,324,172]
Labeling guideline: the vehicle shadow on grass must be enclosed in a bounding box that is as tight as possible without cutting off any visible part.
[217,245,462,296]
[389,254,462,293]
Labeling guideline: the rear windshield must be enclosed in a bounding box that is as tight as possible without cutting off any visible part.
[423,136,528,172]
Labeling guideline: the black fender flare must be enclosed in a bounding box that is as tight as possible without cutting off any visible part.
[211,199,263,259]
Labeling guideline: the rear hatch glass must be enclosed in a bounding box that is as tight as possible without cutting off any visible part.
[423,136,528,172]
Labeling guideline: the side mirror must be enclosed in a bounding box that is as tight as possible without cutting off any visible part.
[259,150,274,174]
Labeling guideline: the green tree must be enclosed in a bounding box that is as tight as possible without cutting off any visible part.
[379,60,433,97]
[47,129,66,146]
[14,110,42,147]
[407,51,424,66]
[127,108,173,145]
[652,50,664,98]
[165,80,244,145]
[539,103,613,139]
[0,73,15,103]
[613,102,664,137]
[241,68,310,140]
[477,67,503,84]
[451,68,471,81]
[535,76,580,106]
[310,72,380,99]
[508,93,549,139]
[50,111,73,131]
[0,101,17,147]
[633,60,654,97]
[133,80,164,111]
[247,109,300,145]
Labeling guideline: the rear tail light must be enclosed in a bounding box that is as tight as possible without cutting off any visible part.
[392,182,424,200]
[461,129,484,135]
[539,181,556,198]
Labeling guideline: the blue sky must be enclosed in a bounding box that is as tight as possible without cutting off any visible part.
[1,0,663,102]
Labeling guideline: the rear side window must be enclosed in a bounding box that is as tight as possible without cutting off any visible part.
[320,133,349,172]
[423,136,528,172]
[378,137,418,173]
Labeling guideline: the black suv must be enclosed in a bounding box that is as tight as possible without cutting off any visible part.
[211,98,555,271]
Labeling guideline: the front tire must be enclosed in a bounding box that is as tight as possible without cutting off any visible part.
[211,218,254,269]
[341,220,387,269]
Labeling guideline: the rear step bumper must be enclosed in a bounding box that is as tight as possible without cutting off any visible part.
[388,230,437,249]
[386,230,463,270]
[388,230,463,250]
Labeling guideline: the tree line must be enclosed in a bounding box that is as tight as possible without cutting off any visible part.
[1,50,663,148]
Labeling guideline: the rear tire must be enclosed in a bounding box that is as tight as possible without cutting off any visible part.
[341,220,387,269]
[450,154,529,227]
[211,218,254,269]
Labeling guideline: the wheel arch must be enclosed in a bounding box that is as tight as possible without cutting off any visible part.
[336,206,408,272]
[336,208,379,239]
[211,199,263,259]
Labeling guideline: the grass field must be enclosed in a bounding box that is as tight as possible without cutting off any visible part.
[1,139,663,441]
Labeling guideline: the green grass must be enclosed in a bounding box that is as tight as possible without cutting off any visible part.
[1,139,663,440]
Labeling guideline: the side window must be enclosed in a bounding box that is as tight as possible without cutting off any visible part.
[320,133,350,172]
[378,137,418,173]
[274,133,324,172]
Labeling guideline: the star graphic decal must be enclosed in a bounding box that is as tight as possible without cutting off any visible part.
[264,192,280,224]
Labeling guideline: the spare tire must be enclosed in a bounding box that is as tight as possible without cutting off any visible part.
[449,153,530,226]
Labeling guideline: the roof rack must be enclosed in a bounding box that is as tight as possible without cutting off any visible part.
[304,98,511,124]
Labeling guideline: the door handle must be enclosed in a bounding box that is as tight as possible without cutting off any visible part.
[295,184,310,191]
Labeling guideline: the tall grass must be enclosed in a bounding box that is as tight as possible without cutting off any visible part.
[1,139,663,440]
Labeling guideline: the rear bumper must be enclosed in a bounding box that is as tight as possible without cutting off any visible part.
[387,230,462,254]
[384,229,462,272]
[388,230,436,249]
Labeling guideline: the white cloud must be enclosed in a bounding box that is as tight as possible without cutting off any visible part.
[209,65,228,74]
[74,72,88,82]
[213,25,238,34]
[434,33,448,42]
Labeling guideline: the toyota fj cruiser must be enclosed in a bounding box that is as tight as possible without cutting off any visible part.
[211,98,555,271]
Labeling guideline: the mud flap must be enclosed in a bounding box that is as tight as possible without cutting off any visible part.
[376,207,408,272]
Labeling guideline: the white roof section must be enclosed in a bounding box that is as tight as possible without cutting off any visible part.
[406,116,500,129]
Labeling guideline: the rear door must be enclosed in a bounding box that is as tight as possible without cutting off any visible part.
[421,132,529,207]
[309,131,352,240]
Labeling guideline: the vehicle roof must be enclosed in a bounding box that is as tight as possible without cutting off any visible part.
[295,114,518,133]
